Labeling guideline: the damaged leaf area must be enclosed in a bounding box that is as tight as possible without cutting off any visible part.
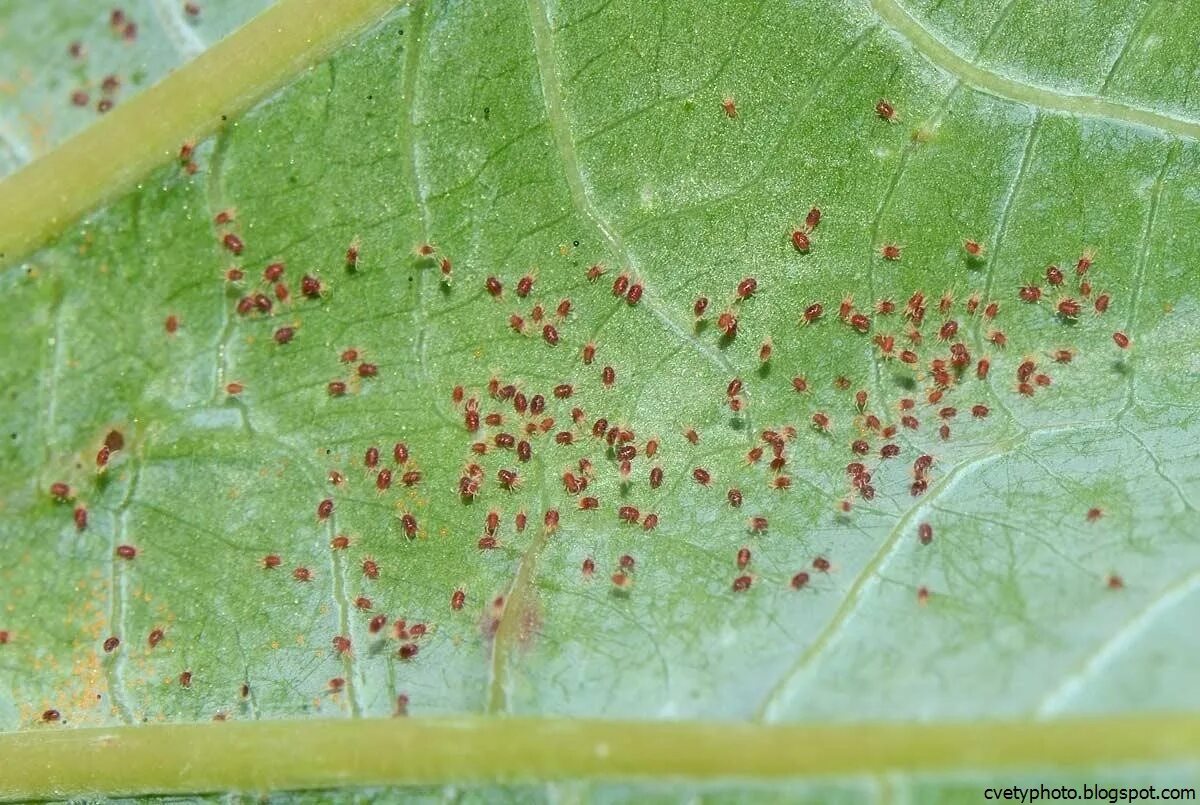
[1,0,1200,797]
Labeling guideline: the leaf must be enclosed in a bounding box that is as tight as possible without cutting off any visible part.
[2,0,1200,799]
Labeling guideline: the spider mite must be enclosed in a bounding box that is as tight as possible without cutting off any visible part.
[515,273,535,298]
[692,467,711,486]
[148,628,165,648]
[163,314,180,335]
[917,586,931,604]
[791,229,811,253]
[918,522,933,545]
[626,283,644,305]
[1093,292,1110,313]
[401,513,418,539]
[801,302,823,325]
[1076,249,1095,275]
[731,575,752,592]
[355,596,372,611]
[542,324,560,346]
[1112,331,1131,349]
[811,412,831,432]
[805,206,822,231]
[42,710,61,723]
[262,554,282,569]
[717,310,738,338]
[1019,284,1042,303]
[544,509,560,532]
[1106,574,1124,590]
[721,96,738,118]
[611,273,630,297]
[74,505,88,530]
[332,635,351,655]
[601,366,616,387]
[398,643,419,660]
[301,274,322,298]
[875,99,897,122]
[1046,265,1064,286]
[748,516,768,533]
[328,381,347,397]
[792,376,810,394]
[103,636,120,653]
[648,466,664,490]
[736,277,758,301]
[878,243,901,261]
[684,427,700,445]
[317,499,334,520]
[358,363,378,378]
[116,544,137,560]
[964,240,984,259]
[1057,298,1081,319]
[1087,507,1104,522]
[737,547,752,569]
[987,330,1007,348]
[971,404,990,418]
[758,338,773,363]
[642,512,658,531]
[222,233,244,255]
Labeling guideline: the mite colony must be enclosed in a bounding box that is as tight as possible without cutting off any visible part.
[18,96,1134,724]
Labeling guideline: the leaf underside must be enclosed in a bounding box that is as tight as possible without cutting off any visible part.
[1,0,1200,800]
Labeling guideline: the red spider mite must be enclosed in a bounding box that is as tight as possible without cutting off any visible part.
[987,330,1007,349]
[485,510,500,534]
[557,299,573,317]
[746,446,764,464]
[497,469,520,490]
[517,440,532,462]
[917,586,931,604]
[555,431,574,445]
[938,320,959,341]
[542,324,559,346]
[222,233,244,255]
[328,381,347,397]
[293,566,313,582]
[586,264,606,281]
[333,636,351,654]
[274,282,291,303]
[263,261,284,282]
[327,470,346,486]
[983,300,1000,319]
[485,276,503,297]
[544,509,560,531]
[965,293,981,315]
[759,339,773,362]
[1079,280,1093,297]
[516,274,535,298]
[224,267,244,283]
[879,244,901,261]
[880,443,900,458]
[1107,574,1124,590]
[579,343,597,367]
[402,470,422,486]
[398,643,419,660]
[612,273,630,297]
[692,467,711,486]
[494,432,514,449]
[971,404,989,418]
[964,239,984,258]
[1057,298,1081,318]
[849,313,871,333]
[616,443,637,461]
[42,710,61,723]
[148,628,165,648]
[855,389,868,410]
[369,614,387,633]
[601,366,616,387]
[791,572,810,589]
[812,556,831,573]
[875,99,897,121]
[1094,293,1110,313]
[938,291,955,316]
[717,310,738,337]
[851,439,869,456]
[838,296,854,320]
[1019,285,1042,303]
[1076,250,1095,275]
[1112,330,1130,349]
[772,475,792,490]
[649,466,664,490]
[611,571,631,589]
[70,88,89,106]
[451,589,466,611]
[393,442,409,464]
[103,636,120,653]
[439,257,452,278]
[97,98,114,114]
[1016,359,1036,383]
[582,557,595,577]
[478,534,499,550]
[645,438,659,458]
[721,97,738,118]
[801,302,824,325]
[116,544,137,560]
[737,277,758,300]
[1086,507,1104,522]
[684,427,700,444]
[262,555,281,569]
[627,284,644,305]
[901,415,919,430]
[301,275,322,298]
[328,678,346,693]
[805,206,822,231]
[401,513,418,538]
[355,596,372,611]
[592,418,609,438]
[732,575,752,592]
[792,376,809,393]
[365,447,380,470]
[737,547,751,569]
[1046,265,1064,286]
[642,513,659,531]
[164,315,179,335]
[579,496,599,510]
[179,671,192,687]
[748,516,768,533]
[358,363,378,378]
[331,535,350,550]
[1034,373,1052,387]
[811,412,831,431]
[865,414,882,431]
[101,75,120,95]
[918,523,933,544]
[465,408,480,432]
[96,444,111,469]
[874,334,895,354]
[317,499,334,520]
[618,505,640,524]
[509,314,526,334]
[692,296,710,319]
[74,505,88,530]
[1018,381,1035,396]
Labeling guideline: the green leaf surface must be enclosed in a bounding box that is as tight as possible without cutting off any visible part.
[2,0,1199,799]
[0,0,271,178]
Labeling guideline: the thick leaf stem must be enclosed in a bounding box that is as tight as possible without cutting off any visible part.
[2,715,1199,799]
